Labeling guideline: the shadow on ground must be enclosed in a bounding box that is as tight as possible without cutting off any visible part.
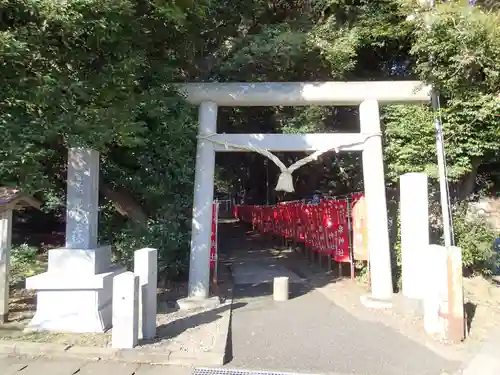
[218,221,345,300]
[465,301,477,336]
[140,302,246,345]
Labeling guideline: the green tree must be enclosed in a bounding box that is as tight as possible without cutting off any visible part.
[1,0,499,281]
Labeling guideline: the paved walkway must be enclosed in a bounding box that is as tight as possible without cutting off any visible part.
[0,357,193,375]
[220,223,462,375]
[458,326,500,375]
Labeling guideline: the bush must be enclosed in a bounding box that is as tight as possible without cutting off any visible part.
[111,220,191,282]
[10,244,46,285]
[452,202,499,275]
[390,199,498,290]
[99,205,192,284]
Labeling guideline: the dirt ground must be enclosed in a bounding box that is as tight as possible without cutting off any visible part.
[462,276,500,343]
[1,282,191,347]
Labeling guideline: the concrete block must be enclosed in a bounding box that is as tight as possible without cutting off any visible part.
[47,246,111,275]
[400,172,429,300]
[112,272,139,349]
[273,276,289,301]
[134,248,158,340]
[25,267,125,333]
[423,245,448,336]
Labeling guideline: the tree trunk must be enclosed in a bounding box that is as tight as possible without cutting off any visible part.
[100,183,148,225]
[458,158,481,201]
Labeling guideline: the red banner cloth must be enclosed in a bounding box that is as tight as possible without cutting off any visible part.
[210,202,219,270]
[235,197,355,263]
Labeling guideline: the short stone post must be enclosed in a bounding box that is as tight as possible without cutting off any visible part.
[423,245,448,336]
[0,209,12,323]
[134,248,158,340]
[273,277,289,301]
[112,272,139,349]
[447,246,465,343]
[400,173,429,303]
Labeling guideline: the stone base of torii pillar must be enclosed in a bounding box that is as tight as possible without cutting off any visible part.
[25,148,125,333]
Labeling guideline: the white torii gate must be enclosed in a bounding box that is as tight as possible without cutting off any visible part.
[180,81,431,303]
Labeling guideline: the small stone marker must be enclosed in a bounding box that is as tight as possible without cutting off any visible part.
[447,246,465,343]
[273,276,289,301]
[423,245,448,336]
[134,248,158,340]
[112,271,139,349]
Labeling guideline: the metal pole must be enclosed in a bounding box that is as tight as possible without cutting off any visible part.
[426,0,454,247]
[426,0,463,343]
[431,92,454,247]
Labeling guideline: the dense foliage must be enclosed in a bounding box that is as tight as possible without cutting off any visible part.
[1,0,499,280]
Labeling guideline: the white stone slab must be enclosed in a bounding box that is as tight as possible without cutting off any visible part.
[112,271,139,348]
[65,148,100,250]
[78,361,139,375]
[400,172,429,300]
[26,266,123,290]
[25,267,125,332]
[423,244,448,335]
[15,359,83,375]
[47,246,111,275]
[134,247,158,340]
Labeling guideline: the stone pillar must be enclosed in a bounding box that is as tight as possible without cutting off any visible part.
[0,209,12,323]
[188,101,218,299]
[400,173,429,302]
[26,148,125,332]
[134,248,157,340]
[65,148,99,249]
[360,100,393,302]
[423,245,448,335]
[112,272,139,349]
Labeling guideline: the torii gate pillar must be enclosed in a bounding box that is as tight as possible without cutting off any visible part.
[360,100,393,302]
[188,101,217,299]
